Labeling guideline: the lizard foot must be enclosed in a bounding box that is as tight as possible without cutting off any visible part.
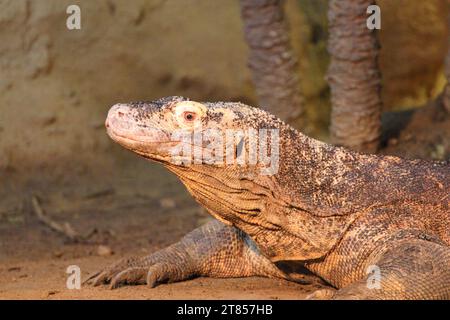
[85,254,196,289]
[84,256,148,288]
[85,220,288,289]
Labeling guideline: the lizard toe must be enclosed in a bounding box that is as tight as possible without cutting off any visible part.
[146,263,174,288]
[88,271,110,286]
[83,271,103,286]
[109,267,148,289]
[85,256,144,287]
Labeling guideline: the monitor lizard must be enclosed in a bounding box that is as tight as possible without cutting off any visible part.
[86,96,449,299]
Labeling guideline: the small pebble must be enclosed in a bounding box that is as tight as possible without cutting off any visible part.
[53,251,64,258]
[45,290,59,298]
[7,266,21,272]
[97,245,113,256]
[159,198,176,209]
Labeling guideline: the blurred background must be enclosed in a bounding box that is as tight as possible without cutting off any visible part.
[1,0,449,171]
[0,0,448,299]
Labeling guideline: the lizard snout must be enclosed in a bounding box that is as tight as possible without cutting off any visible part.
[105,104,137,133]
[105,103,169,149]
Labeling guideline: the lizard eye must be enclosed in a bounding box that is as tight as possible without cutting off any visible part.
[183,111,197,122]
[173,101,205,128]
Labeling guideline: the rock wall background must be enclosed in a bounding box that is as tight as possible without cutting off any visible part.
[0,0,447,173]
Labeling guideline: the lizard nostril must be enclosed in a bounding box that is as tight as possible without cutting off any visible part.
[118,112,125,117]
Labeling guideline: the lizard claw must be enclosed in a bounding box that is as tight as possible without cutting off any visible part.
[146,263,174,288]
[85,256,185,289]
[107,263,182,289]
[84,256,144,287]
[109,267,148,289]
[82,272,101,286]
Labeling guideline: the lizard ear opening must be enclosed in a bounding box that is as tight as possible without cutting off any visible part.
[173,101,206,128]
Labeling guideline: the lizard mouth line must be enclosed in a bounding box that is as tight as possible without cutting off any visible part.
[106,125,172,145]
[106,128,203,167]
[106,128,180,163]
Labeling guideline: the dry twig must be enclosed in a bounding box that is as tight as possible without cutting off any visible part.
[31,195,82,242]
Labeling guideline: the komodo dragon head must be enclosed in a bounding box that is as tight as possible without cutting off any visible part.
[105,95,289,222]
[106,96,283,167]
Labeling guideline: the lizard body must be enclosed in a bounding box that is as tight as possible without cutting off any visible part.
[88,96,449,299]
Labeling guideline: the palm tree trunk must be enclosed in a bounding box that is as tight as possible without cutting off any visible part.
[240,0,303,124]
[327,0,382,153]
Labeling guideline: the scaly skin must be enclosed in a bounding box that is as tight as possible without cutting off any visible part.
[87,96,450,299]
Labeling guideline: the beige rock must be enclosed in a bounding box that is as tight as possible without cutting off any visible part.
[97,245,113,256]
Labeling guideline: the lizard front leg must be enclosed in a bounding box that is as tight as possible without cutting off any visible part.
[308,238,450,300]
[85,220,288,289]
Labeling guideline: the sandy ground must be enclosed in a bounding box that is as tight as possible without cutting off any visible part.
[0,258,320,300]
[0,101,448,300]
[0,145,325,300]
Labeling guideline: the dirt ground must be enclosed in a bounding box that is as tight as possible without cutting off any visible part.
[0,101,449,300]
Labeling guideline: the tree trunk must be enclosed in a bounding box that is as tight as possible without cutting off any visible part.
[444,6,450,113]
[240,0,303,124]
[327,0,382,153]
